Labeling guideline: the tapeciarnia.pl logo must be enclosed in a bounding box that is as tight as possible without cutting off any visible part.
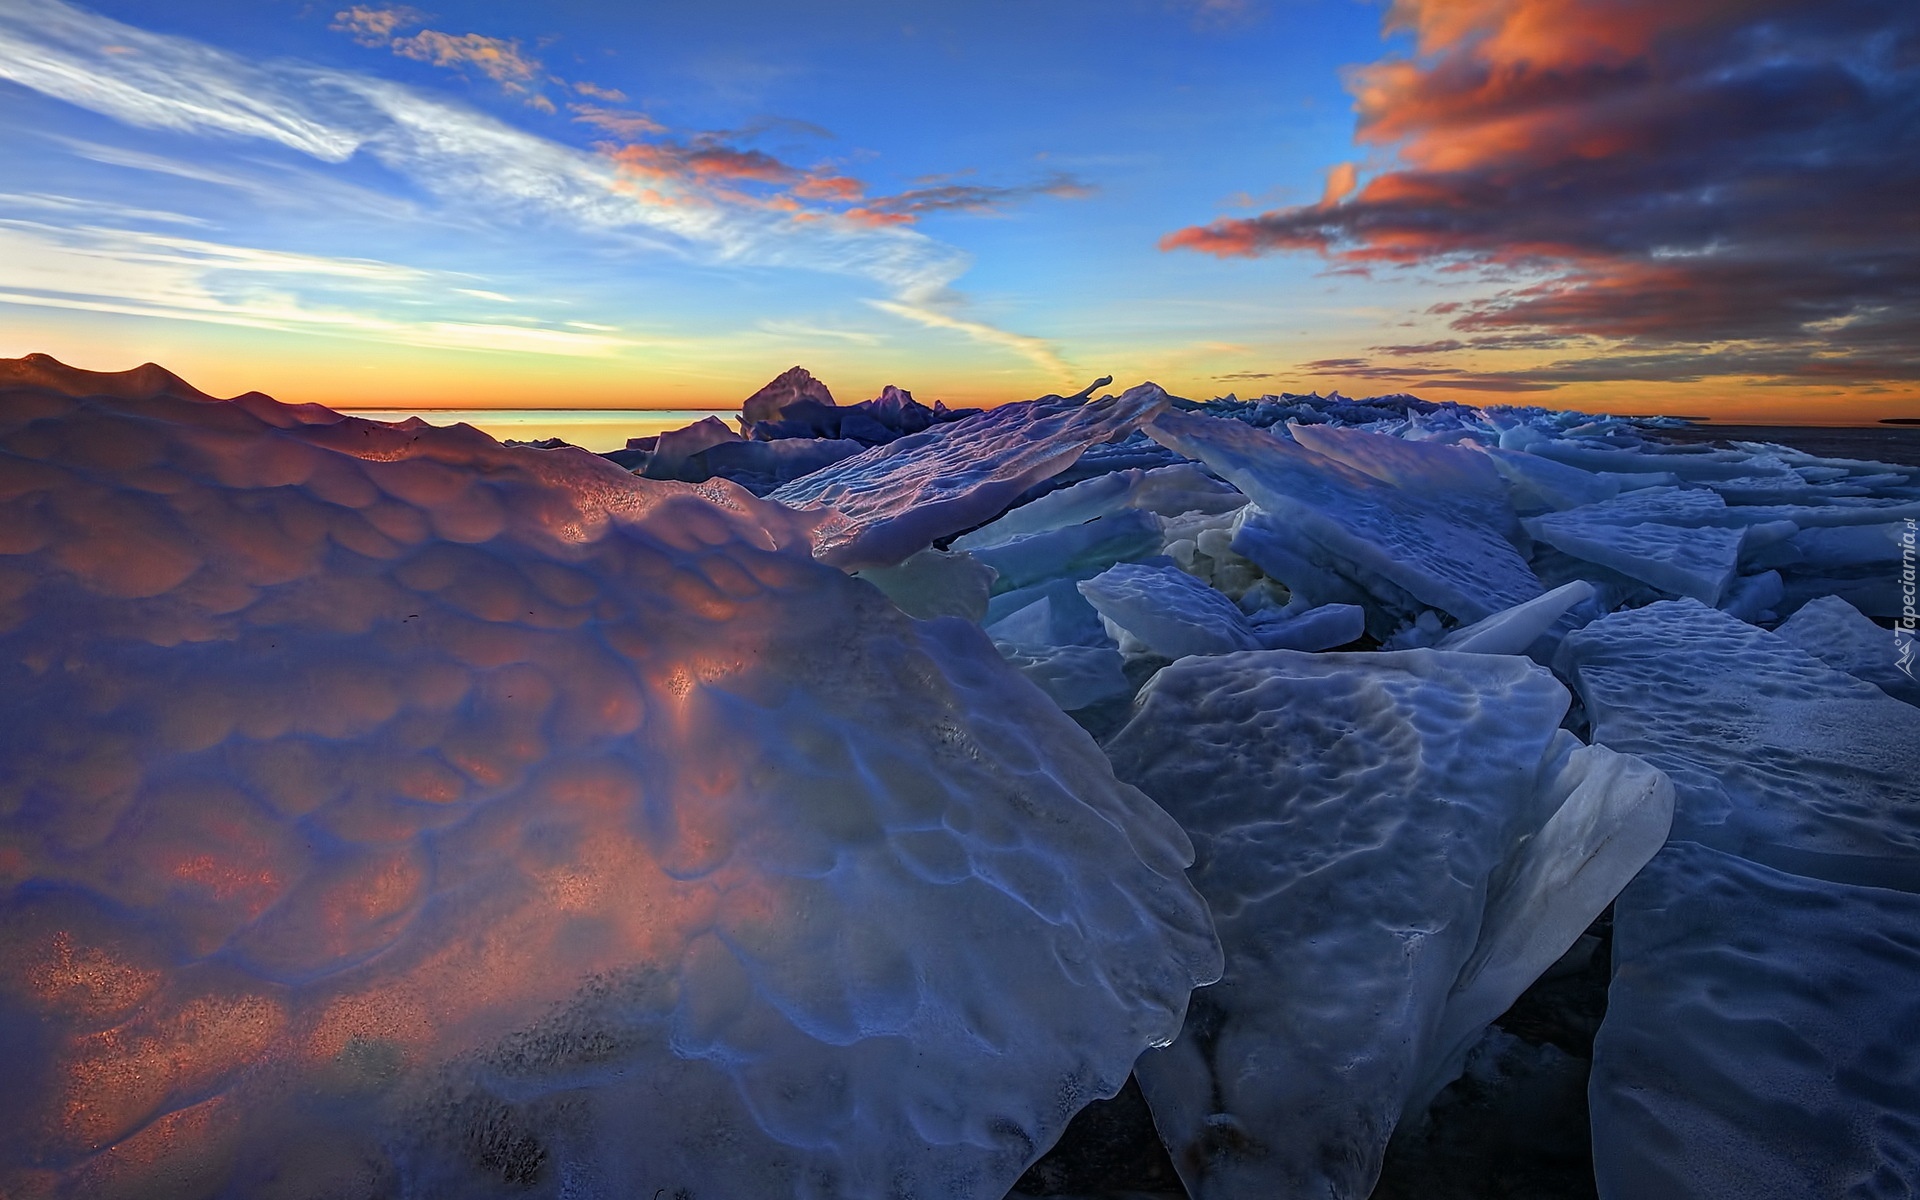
[1900,518,1917,681]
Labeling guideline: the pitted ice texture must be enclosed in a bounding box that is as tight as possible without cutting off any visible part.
[768,383,1172,570]
[0,386,1221,1199]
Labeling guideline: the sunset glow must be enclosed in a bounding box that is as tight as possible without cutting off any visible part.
[0,0,1915,420]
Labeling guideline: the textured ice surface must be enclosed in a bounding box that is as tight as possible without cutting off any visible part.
[949,463,1242,553]
[768,384,1170,569]
[1524,496,1744,604]
[1149,410,1542,624]
[1559,599,1920,891]
[1104,649,1667,1200]
[1289,421,1519,536]
[1591,841,1920,1200]
[1438,580,1597,655]
[1775,594,1919,705]
[0,386,1221,1199]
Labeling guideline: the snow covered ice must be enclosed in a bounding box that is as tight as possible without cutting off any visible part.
[0,372,1221,1199]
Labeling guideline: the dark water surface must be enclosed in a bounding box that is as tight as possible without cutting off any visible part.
[1653,424,1920,468]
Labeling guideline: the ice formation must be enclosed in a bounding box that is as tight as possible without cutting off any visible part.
[0,381,1222,1199]
[1103,649,1671,1200]
[1146,409,1543,628]
[768,383,1171,570]
[1559,599,1920,891]
[12,350,1920,1198]
[1591,841,1920,1199]
[1775,593,1920,705]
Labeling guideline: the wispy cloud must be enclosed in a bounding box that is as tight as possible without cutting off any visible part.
[330,5,424,47]
[0,0,1073,377]
[0,218,630,356]
[848,174,1094,227]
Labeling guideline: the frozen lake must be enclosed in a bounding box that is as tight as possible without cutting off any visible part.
[339,408,740,451]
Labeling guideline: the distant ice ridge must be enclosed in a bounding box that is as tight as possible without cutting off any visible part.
[0,379,1221,1199]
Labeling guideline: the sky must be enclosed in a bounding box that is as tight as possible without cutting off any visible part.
[0,0,1914,421]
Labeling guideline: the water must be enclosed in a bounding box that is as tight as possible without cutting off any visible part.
[1653,424,1920,468]
[339,409,740,453]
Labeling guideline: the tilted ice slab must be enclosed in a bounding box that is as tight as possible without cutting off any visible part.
[1438,580,1597,656]
[0,387,1221,1199]
[1078,561,1266,658]
[1524,491,1745,604]
[968,508,1165,595]
[983,590,1132,713]
[1558,599,1920,891]
[769,383,1170,569]
[1104,649,1671,1200]
[1475,444,1620,513]
[1148,410,1542,624]
[1288,421,1520,537]
[1591,841,1920,1200]
[949,462,1243,552]
[1774,593,1919,706]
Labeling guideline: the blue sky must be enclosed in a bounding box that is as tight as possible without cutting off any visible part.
[1,0,1913,419]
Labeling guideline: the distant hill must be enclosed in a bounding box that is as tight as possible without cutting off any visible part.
[0,352,217,402]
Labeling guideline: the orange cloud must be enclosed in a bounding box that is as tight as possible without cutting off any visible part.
[1161,0,1920,389]
[330,5,424,47]
[792,174,864,202]
[572,81,628,102]
[390,29,541,90]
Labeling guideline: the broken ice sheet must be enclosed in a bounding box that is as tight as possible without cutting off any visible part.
[1558,598,1920,892]
[1148,409,1543,625]
[1591,840,1920,1200]
[768,383,1170,570]
[0,387,1221,1199]
[1104,649,1669,1200]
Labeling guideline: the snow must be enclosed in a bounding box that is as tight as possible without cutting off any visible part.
[1591,840,1920,1200]
[1558,599,1920,891]
[0,385,1221,1199]
[768,383,1171,570]
[1104,649,1668,1200]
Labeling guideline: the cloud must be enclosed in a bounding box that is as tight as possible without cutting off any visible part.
[330,6,424,47]
[390,29,541,90]
[0,218,630,356]
[847,174,1095,226]
[569,104,667,138]
[1162,0,1920,387]
[570,80,626,102]
[0,0,1071,376]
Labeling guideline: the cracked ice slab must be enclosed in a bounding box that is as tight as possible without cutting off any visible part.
[1558,599,1920,891]
[1523,490,1746,604]
[1147,410,1542,623]
[1105,649,1668,1200]
[769,383,1171,570]
[0,386,1220,1199]
[1592,840,1920,1200]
